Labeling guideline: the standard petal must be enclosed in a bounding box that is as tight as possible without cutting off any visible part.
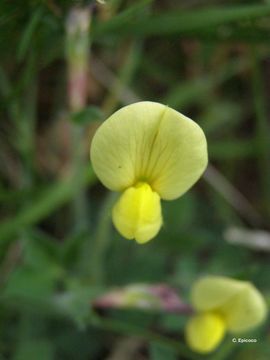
[90,102,165,191]
[90,101,207,199]
[220,283,267,333]
[191,276,245,311]
[145,104,208,200]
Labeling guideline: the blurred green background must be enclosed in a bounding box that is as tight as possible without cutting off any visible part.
[0,0,270,359]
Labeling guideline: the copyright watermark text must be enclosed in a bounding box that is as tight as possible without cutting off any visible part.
[232,337,257,343]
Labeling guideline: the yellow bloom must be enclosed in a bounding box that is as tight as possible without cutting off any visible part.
[90,101,207,243]
[185,276,268,354]
[112,182,162,244]
[186,312,225,354]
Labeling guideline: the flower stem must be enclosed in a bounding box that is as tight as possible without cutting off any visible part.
[80,192,118,284]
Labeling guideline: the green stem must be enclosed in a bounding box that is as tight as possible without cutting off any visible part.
[83,192,118,284]
[71,124,89,231]
[209,338,236,360]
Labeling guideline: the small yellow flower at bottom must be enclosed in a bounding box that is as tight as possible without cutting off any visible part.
[186,312,226,354]
[185,276,267,354]
[112,182,162,244]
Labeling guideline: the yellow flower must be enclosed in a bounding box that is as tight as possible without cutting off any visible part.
[186,312,225,354]
[112,182,162,243]
[90,101,207,243]
[185,276,268,354]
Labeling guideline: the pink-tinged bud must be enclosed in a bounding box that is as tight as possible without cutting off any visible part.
[93,284,192,314]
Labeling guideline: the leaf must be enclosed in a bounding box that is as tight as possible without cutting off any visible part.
[93,4,270,37]
[163,58,249,109]
[14,339,54,360]
[52,283,102,329]
[0,167,95,246]
[93,0,153,37]
[17,7,43,61]
[71,106,104,125]
[4,267,55,300]
[149,342,177,360]
[209,139,258,160]
[23,234,63,278]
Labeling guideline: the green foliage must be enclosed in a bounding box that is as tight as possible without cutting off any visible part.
[14,339,54,360]
[71,106,104,124]
[0,0,269,359]
[150,342,177,360]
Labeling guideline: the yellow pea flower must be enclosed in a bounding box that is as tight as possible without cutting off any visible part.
[185,276,268,354]
[90,101,208,243]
